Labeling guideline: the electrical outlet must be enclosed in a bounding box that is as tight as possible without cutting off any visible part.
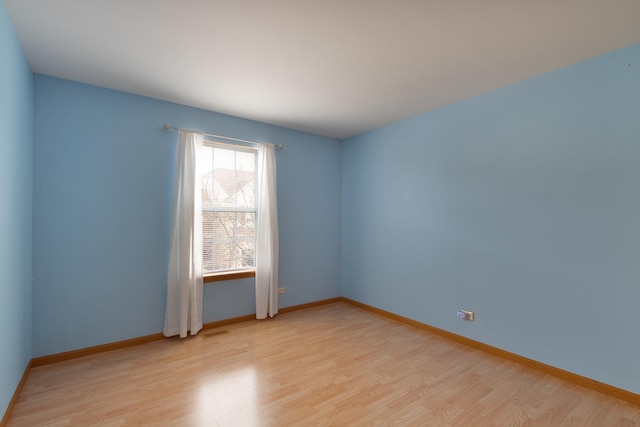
[457,310,475,321]
[278,287,286,294]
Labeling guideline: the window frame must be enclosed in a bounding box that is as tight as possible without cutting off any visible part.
[204,269,256,283]
[201,140,258,282]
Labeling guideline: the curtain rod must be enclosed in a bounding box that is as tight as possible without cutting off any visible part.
[163,124,283,149]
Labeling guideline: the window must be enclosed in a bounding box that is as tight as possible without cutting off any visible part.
[200,141,257,276]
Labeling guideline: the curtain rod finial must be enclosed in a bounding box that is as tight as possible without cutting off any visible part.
[164,123,173,131]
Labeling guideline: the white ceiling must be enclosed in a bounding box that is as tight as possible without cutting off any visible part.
[5,1,640,139]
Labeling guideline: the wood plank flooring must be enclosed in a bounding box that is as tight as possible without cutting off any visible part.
[7,302,640,426]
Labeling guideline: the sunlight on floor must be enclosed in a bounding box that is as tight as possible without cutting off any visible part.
[197,367,258,426]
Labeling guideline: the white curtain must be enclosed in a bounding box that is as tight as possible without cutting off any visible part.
[164,130,204,338]
[255,144,279,319]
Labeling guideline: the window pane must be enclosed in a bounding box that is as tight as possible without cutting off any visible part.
[201,143,257,273]
[202,211,255,273]
[200,145,214,208]
[204,147,255,209]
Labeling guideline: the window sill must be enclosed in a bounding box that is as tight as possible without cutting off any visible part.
[204,269,256,283]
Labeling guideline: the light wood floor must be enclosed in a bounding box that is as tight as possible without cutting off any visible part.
[7,302,640,426]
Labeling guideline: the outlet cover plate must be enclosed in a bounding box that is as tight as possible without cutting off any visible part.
[457,310,475,321]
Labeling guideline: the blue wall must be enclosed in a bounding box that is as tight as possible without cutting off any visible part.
[0,2,33,418]
[33,76,341,357]
[342,44,640,394]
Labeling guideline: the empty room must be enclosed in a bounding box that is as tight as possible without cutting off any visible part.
[1,0,640,425]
